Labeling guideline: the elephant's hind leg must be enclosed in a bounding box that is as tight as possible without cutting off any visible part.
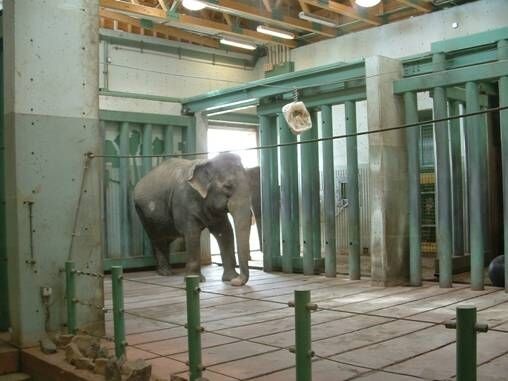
[152,238,172,276]
[210,219,239,282]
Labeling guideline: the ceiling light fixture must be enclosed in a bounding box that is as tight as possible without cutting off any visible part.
[256,25,295,40]
[182,0,207,11]
[220,37,257,51]
[298,12,337,28]
[355,0,381,7]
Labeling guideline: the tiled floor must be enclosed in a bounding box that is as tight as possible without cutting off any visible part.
[104,265,508,380]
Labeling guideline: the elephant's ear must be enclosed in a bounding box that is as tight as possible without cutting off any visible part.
[187,160,211,199]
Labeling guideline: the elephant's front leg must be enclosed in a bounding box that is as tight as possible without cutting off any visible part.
[210,219,239,282]
[184,228,206,282]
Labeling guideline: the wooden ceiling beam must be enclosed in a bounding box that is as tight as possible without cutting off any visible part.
[395,0,432,12]
[302,0,381,26]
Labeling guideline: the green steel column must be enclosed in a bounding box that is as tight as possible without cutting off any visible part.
[142,124,153,257]
[278,114,299,273]
[111,266,126,359]
[65,261,76,334]
[498,39,508,293]
[449,101,464,257]
[404,92,422,286]
[321,105,336,278]
[465,82,485,291]
[119,122,131,257]
[293,290,315,381]
[345,101,360,280]
[310,112,321,270]
[0,46,8,331]
[184,117,197,157]
[433,53,453,288]
[164,126,174,155]
[186,275,203,381]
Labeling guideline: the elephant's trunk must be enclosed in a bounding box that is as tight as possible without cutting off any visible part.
[228,190,251,286]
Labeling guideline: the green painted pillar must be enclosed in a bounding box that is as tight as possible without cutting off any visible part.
[433,53,452,288]
[278,114,299,273]
[0,45,8,331]
[449,101,465,257]
[498,40,508,293]
[310,112,321,270]
[345,101,361,280]
[111,266,126,359]
[164,125,174,156]
[292,290,316,381]
[142,124,153,257]
[404,92,422,286]
[321,105,336,278]
[119,122,131,258]
[465,81,486,291]
[65,261,76,334]
[300,112,320,275]
[259,115,280,271]
[184,116,197,157]
[186,275,203,381]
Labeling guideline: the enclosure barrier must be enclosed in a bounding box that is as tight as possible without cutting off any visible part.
[445,305,488,381]
[65,261,77,334]
[185,275,204,381]
[111,265,127,359]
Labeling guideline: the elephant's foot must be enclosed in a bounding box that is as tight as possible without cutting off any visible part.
[156,266,172,276]
[230,275,248,287]
[222,269,240,282]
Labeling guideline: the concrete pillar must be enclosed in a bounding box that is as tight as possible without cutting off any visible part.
[4,0,102,346]
[366,56,409,286]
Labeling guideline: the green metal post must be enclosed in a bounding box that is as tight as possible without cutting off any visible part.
[186,275,203,381]
[65,261,76,334]
[164,125,174,155]
[111,266,126,359]
[465,81,485,290]
[142,124,153,257]
[278,114,299,273]
[184,117,197,157]
[0,45,8,331]
[321,105,336,277]
[498,40,508,293]
[404,92,422,286]
[345,101,360,280]
[119,122,131,257]
[433,53,453,288]
[449,101,464,257]
[293,290,315,381]
[310,112,321,270]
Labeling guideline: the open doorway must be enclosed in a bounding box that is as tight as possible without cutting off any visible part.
[207,125,262,267]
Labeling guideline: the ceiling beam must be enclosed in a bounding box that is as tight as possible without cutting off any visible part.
[302,0,381,26]
[262,0,272,12]
[100,0,297,47]
[201,0,337,38]
[156,0,168,12]
[395,0,432,12]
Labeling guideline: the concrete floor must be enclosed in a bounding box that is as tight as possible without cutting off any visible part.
[104,265,508,381]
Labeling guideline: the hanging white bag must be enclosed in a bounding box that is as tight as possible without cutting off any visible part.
[282,101,312,135]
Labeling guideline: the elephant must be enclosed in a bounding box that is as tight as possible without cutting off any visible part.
[133,152,252,286]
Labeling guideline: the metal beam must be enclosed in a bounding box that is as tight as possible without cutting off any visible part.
[431,27,508,53]
[301,0,381,26]
[100,110,192,127]
[395,0,432,12]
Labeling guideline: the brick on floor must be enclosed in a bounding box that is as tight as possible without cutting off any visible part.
[126,326,187,346]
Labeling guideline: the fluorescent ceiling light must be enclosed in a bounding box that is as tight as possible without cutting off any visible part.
[220,37,257,51]
[207,105,256,117]
[182,0,206,11]
[256,25,295,40]
[205,98,258,112]
[355,0,381,7]
[298,12,337,28]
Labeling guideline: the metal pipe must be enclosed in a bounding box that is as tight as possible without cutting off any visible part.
[164,126,174,156]
[321,105,336,277]
[119,122,131,257]
[433,53,453,288]
[65,261,76,334]
[102,41,109,91]
[278,114,299,273]
[310,112,321,268]
[111,266,126,359]
[292,290,315,381]
[465,81,485,290]
[345,101,360,280]
[404,92,422,286]
[185,275,203,381]
[142,124,153,257]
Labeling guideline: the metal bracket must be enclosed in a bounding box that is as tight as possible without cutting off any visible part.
[445,321,489,333]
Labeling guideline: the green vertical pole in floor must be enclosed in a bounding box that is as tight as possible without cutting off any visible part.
[404,92,422,286]
[449,101,464,257]
[142,124,153,257]
[111,266,126,359]
[345,101,360,280]
[0,45,8,331]
[321,105,336,277]
[184,117,197,157]
[498,39,508,293]
[433,52,453,288]
[119,122,131,257]
[291,290,316,381]
[465,81,485,291]
[65,261,76,334]
[278,114,299,273]
[186,275,203,381]
[310,112,321,271]
[164,126,174,156]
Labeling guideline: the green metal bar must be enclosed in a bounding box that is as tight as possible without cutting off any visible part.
[455,305,478,381]
[433,53,453,288]
[119,122,131,258]
[465,81,485,290]
[278,114,299,273]
[185,275,203,381]
[99,110,192,127]
[293,290,313,381]
[164,126,174,156]
[499,40,508,293]
[449,101,464,257]
[404,92,422,286]
[183,117,197,157]
[99,89,181,103]
[345,101,360,280]
[431,26,508,53]
[0,45,8,331]
[321,105,336,278]
[65,261,77,334]
[310,112,321,270]
[111,266,126,359]
[142,124,153,257]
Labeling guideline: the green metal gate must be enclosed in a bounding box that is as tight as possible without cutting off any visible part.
[100,110,195,270]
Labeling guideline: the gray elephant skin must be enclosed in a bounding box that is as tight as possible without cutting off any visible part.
[133,153,252,286]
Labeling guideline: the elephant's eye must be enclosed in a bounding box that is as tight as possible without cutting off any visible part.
[222,182,234,196]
